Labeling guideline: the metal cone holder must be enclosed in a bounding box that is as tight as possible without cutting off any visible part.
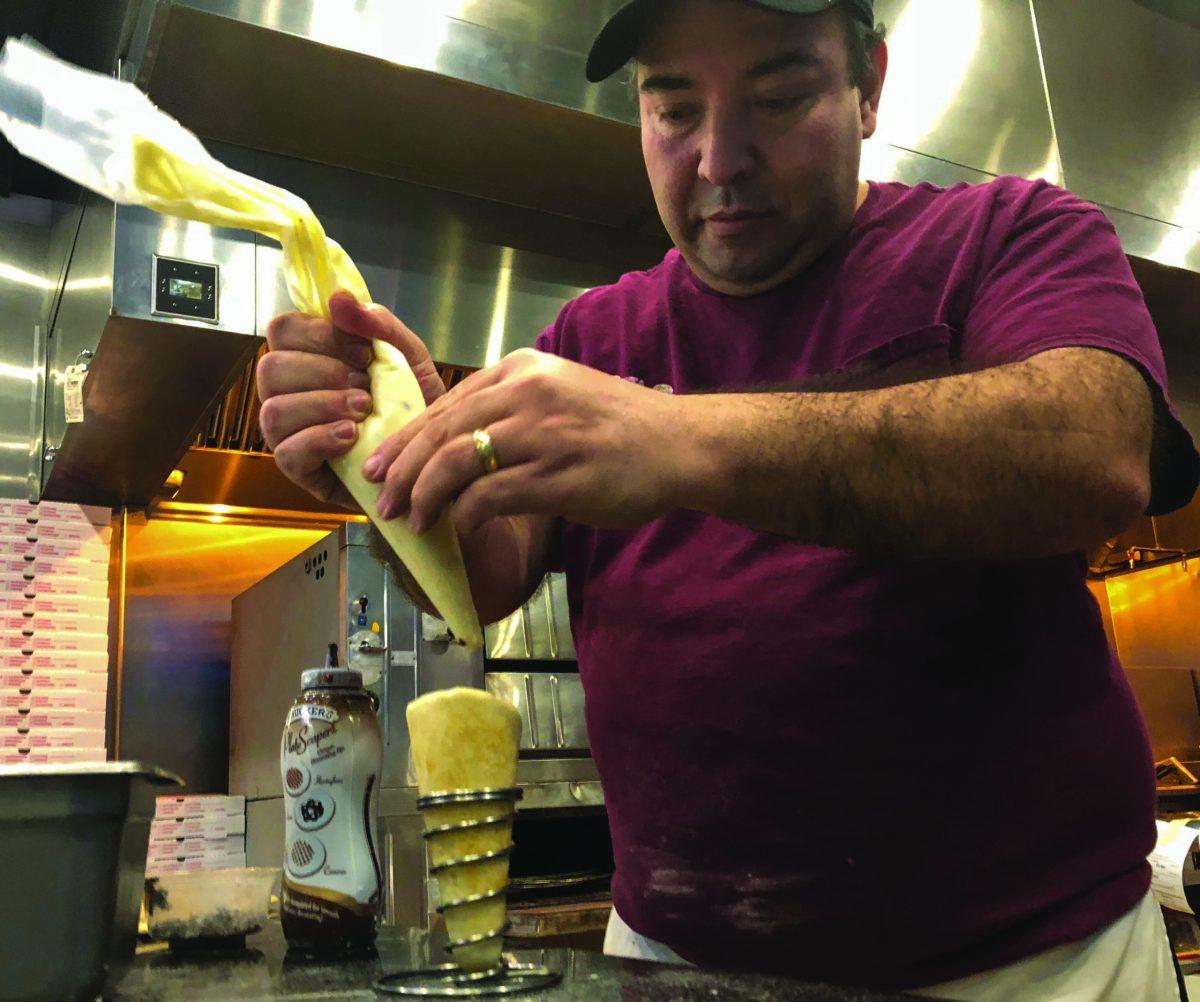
[374,787,561,997]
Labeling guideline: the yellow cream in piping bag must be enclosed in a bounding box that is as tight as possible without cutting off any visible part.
[130,135,483,648]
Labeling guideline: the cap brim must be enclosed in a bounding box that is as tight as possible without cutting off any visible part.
[586,0,657,83]
[585,0,872,83]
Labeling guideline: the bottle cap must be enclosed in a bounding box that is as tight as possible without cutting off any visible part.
[301,668,364,690]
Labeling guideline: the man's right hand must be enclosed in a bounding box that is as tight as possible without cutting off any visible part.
[258,290,555,626]
[257,290,445,509]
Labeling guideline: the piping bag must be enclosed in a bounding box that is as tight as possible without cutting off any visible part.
[0,37,482,648]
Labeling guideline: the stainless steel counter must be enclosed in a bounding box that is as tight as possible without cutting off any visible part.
[110,919,916,1001]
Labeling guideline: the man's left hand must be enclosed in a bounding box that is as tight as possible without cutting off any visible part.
[362,349,685,536]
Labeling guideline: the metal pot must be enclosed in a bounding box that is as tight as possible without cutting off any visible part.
[0,762,182,1002]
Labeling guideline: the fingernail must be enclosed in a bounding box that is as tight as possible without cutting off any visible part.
[377,494,396,520]
[348,369,372,391]
[348,344,374,369]
[362,455,383,481]
[409,512,425,536]
[334,421,357,441]
[348,390,372,418]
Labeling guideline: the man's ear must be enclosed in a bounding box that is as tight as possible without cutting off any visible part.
[860,41,887,139]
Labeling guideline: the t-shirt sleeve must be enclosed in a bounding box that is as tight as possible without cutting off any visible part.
[960,181,1198,515]
[533,313,568,572]
[534,322,560,356]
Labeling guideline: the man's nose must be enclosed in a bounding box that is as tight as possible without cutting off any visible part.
[697,111,756,188]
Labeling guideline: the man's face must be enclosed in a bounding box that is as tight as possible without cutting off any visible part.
[637,0,884,296]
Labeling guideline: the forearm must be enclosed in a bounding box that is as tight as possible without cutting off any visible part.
[672,348,1152,559]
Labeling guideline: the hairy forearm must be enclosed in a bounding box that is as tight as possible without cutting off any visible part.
[673,348,1152,559]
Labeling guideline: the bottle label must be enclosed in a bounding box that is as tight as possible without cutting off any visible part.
[281,696,382,945]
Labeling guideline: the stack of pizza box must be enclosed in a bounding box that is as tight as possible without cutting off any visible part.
[146,794,248,876]
[0,501,111,765]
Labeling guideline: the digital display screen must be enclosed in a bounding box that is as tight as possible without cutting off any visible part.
[168,277,204,301]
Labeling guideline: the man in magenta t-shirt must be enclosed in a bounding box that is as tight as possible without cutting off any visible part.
[258,0,1198,995]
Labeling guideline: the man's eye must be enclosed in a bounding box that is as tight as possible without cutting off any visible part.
[658,105,698,125]
[757,95,806,112]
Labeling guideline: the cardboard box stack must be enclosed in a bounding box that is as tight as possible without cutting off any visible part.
[147,795,247,876]
[0,501,111,765]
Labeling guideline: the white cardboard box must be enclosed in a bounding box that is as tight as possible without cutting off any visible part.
[3,632,108,654]
[155,794,246,819]
[2,728,107,750]
[149,814,247,840]
[0,517,111,545]
[0,557,109,582]
[0,594,109,618]
[0,573,108,600]
[8,538,110,563]
[145,854,247,876]
[146,834,245,861]
[0,746,106,765]
[0,707,105,730]
[0,611,108,636]
[0,670,109,694]
[1,650,108,673]
[0,689,108,712]
[0,501,110,526]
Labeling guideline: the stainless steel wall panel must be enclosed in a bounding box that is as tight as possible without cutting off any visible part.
[860,142,996,188]
[130,3,659,233]
[1101,203,1200,277]
[41,197,262,507]
[245,795,284,868]
[229,528,344,799]
[123,515,325,793]
[43,195,115,484]
[872,0,1060,183]
[451,1,629,59]
[234,145,655,370]
[1123,667,1200,758]
[112,205,257,334]
[1034,0,1200,231]
[0,198,56,500]
[1104,562,1200,669]
[152,0,638,125]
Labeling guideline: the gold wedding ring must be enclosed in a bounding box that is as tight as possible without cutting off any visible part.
[472,428,499,475]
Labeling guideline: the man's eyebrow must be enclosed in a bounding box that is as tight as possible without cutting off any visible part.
[639,50,820,92]
[639,72,693,93]
[746,49,820,79]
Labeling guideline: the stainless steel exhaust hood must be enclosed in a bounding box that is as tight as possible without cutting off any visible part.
[40,195,259,507]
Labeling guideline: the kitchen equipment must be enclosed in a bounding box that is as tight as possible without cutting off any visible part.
[144,866,278,943]
[374,958,561,998]
[407,688,522,973]
[231,524,612,937]
[417,787,523,969]
[0,761,182,1002]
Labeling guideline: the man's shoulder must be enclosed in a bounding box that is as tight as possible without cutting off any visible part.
[537,250,678,358]
[569,250,678,316]
[869,174,1101,226]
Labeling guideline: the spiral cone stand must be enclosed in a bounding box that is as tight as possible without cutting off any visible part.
[374,787,561,997]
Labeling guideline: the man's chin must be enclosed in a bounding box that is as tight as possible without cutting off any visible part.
[689,246,804,295]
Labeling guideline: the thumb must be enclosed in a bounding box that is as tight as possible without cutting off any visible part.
[328,291,444,403]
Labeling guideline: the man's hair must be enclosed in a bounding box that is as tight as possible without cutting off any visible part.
[839,5,887,92]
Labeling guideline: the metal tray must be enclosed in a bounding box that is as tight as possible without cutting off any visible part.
[0,761,182,1002]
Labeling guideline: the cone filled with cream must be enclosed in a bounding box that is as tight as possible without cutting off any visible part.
[407,688,522,972]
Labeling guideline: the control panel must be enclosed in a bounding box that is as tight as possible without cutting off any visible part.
[152,255,218,323]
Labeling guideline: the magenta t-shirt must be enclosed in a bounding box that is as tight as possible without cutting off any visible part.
[535,177,1198,989]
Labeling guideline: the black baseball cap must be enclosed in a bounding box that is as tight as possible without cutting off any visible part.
[586,0,875,82]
